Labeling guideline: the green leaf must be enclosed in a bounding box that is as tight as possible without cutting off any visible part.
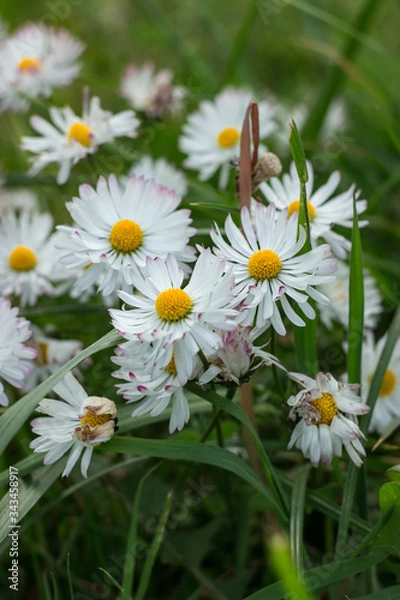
[186,383,289,521]
[290,464,311,573]
[352,586,400,600]
[268,532,315,600]
[0,329,121,455]
[136,491,173,600]
[375,482,400,556]
[347,191,364,385]
[386,465,400,483]
[243,553,387,600]
[104,436,277,510]
[289,119,309,185]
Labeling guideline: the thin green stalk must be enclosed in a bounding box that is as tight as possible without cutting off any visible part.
[290,464,311,574]
[301,0,380,141]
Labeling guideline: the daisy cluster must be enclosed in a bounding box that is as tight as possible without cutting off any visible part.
[0,18,394,481]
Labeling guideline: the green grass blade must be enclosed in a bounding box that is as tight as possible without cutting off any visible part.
[243,553,387,600]
[121,463,160,600]
[104,436,278,511]
[0,329,121,455]
[67,553,74,600]
[352,586,400,600]
[268,532,315,600]
[350,507,394,558]
[347,192,364,385]
[186,382,289,521]
[290,464,311,573]
[136,491,173,600]
[289,120,317,375]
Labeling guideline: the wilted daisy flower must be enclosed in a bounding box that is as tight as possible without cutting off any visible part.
[57,174,195,297]
[360,332,400,435]
[24,328,87,392]
[0,210,69,306]
[259,161,367,259]
[287,372,370,467]
[0,297,36,406]
[120,62,186,118]
[0,23,84,113]
[318,260,382,330]
[21,90,139,184]
[110,251,238,384]
[126,156,187,197]
[179,87,277,189]
[211,202,336,336]
[113,341,201,432]
[30,372,117,478]
[0,186,38,217]
[199,325,284,386]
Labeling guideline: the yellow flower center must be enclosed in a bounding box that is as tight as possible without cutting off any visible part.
[38,342,49,365]
[8,246,37,271]
[379,369,396,397]
[287,200,316,220]
[18,56,41,72]
[80,412,113,428]
[67,121,93,147]
[248,249,282,281]
[109,219,143,253]
[155,288,193,322]
[311,393,338,426]
[217,127,240,148]
[165,352,177,374]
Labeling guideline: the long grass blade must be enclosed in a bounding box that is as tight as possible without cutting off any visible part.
[290,464,311,573]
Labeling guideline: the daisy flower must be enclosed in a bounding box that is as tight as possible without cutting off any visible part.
[318,260,382,330]
[21,90,139,185]
[24,328,88,392]
[109,250,238,384]
[210,202,336,336]
[126,156,187,197]
[57,174,195,297]
[30,372,117,478]
[0,210,70,306]
[0,297,36,406]
[199,325,284,386]
[179,87,277,189]
[259,161,367,258]
[0,23,84,113]
[360,331,400,435]
[120,62,186,118]
[112,341,201,432]
[287,372,370,467]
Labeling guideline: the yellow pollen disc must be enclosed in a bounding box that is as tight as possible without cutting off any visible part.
[155,288,193,322]
[379,369,396,397]
[39,343,49,365]
[287,200,316,220]
[217,127,240,148]
[67,121,93,147]
[8,246,37,271]
[109,219,143,253]
[165,352,177,375]
[80,412,112,428]
[311,393,338,426]
[248,249,282,281]
[18,56,41,72]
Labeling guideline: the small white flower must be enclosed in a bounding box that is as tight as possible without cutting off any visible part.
[179,87,277,189]
[199,325,284,385]
[287,372,370,467]
[211,202,336,335]
[0,23,84,112]
[0,297,36,406]
[318,260,382,330]
[0,210,69,306]
[110,250,238,384]
[57,174,195,297]
[30,372,117,478]
[120,62,186,118]
[126,156,187,197]
[259,161,367,258]
[21,90,140,184]
[113,342,200,433]
[24,328,87,392]
[360,332,400,435]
